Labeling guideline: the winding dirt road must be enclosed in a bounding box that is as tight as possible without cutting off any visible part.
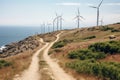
[43,32,76,80]
[13,32,75,80]
[13,39,48,80]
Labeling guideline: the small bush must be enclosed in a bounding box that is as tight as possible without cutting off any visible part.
[0,60,12,69]
[101,26,114,31]
[83,36,96,40]
[111,29,120,32]
[68,51,78,59]
[52,41,66,48]
[87,27,96,31]
[115,22,120,24]
[68,49,106,60]
[52,39,72,48]
[89,41,120,54]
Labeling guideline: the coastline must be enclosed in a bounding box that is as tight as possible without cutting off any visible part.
[0,35,40,58]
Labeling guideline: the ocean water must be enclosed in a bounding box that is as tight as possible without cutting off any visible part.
[0,26,51,47]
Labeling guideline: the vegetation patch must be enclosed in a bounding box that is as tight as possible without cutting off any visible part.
[66,60,120,80]
[52,39,72,48]
[111,29,120,32]
[89,40,120,54]
[68,49,106,60]
[115,22,120,24]
[67,40,120,80]
[100,26,114,31]
[0,60,12,69]
[83,35,96,40]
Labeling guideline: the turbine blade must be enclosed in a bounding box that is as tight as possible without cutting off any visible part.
[98,0,103,7]
[89,6,97,8]
[78,8,80,15]
[80,16,85,20]
[73,16,78,20]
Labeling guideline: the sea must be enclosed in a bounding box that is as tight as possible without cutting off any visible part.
[0,26,52,47]
[0,25,74,50]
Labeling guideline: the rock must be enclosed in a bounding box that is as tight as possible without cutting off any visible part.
[109,35,116,39]
[0,35,40,58]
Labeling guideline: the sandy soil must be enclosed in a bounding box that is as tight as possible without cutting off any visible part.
[13,39,47,80]
[13,32,75,80]
[43,32,76,80]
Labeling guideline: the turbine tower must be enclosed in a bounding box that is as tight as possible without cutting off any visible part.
[74,8,84,28]
[100,18,104,26]
[47,23,51,33]
[90,0,104,27]
[53,16,59,32]
[59,14,64,30]
[56,13,59,31]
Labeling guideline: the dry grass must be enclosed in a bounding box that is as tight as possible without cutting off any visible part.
[0,44,42,80]
[39,50,54,80]
[38,31,60,42]
[50,24,120,80]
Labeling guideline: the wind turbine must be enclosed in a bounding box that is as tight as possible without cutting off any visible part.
[74,8,84,28]
[89,0,104,27]
[55,12,59,31]
[59,14,64,30]
[53,16,59,32]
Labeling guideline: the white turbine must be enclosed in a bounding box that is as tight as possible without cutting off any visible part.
[74,8,84,28]
[59,14,64,30]
[53,16,59,32]
[89,0,104,27]
[55,13,59,31]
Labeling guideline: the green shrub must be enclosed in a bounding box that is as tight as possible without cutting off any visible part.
[68,51,78,59]
[52,41,66,48]
[89,41,120,54]
[115,22,120,24]
[111,29,120,32]
[0,60,12,69]
[83,35,96,40]
[67,40,120,80]
[66,60,120,80]
[101,26,114,31]
[68,49,106,60]
[52,39,72,48]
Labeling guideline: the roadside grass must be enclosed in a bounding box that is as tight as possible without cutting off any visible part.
[0,46,41,80]
[39,50,54,80]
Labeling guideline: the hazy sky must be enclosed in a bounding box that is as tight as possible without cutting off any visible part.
[0,0,120,28]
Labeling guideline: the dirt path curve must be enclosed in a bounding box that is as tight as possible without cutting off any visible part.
[43,32,76,80]
[13,39,48,80]
[13,32,76,80]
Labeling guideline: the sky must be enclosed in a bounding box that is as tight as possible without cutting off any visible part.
[0,0,120,28]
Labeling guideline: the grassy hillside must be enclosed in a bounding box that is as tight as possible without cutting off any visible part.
[0,23,119,80]
[50,23,120,80]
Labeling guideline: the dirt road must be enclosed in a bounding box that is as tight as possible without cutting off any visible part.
[13,32,75,80]
[43,32,76,80]
[13,39,48,80]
